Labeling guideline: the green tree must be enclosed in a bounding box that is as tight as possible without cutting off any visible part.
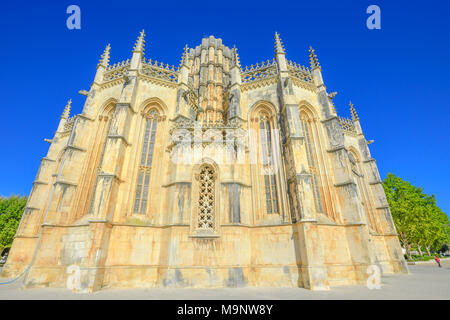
[383,173,449,259]
[0,195,27,250]
[383,173,418,258]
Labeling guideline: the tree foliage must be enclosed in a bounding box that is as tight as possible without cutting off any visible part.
[0,195,27,250]
[383,173,449,258]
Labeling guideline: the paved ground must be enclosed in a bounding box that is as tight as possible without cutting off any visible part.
[0,260,448,299]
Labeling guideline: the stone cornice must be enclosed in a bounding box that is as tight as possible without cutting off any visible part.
[363,158,377,163]
[32,180,48,185]
[14,235,39,239]
[24,206,40,211]
[76,113,95,122]
[241,76,277,92]
[320,115,338,124]
[139,74,178,89]
[161,181,192,188]
[54,180,77,187]
[326,146,347,153]
[97,172,123,183]
[291,77,317,93]
[220,181,251,188]
[64,145,87,153]
[107,134,131,146]
[98,78,125,91]
[334,180,356,188]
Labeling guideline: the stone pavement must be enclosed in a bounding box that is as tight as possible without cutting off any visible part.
[0,261,448,300]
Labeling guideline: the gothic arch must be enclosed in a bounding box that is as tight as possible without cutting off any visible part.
[248,100,278,125]
[97,98,117,118]
[129,99,167,217]
[248,101,287,221]
[298,100,320,120]
[54,148,66,175]
[138,97,169,116]
[348,147,360,162]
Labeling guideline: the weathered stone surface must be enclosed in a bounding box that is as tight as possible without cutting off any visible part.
[2,33,408,292]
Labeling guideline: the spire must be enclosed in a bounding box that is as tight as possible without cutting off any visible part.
[309,46,321,70]
[180,44,189,67]
[274,32,285,54]
[349,101,359,121]
[133,29,146,53]
[98,44,110,68]
[62,99,72,119]
[232,45,241,69]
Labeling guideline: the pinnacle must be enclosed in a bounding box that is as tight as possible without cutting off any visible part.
[309,46,321,70]
[133,29,146,53]
[349,101,359,121]
[274,32,285,54]
[62,99,72,119]
[180,44,189,66]
[232,45,241,69]
[98,43,111,67]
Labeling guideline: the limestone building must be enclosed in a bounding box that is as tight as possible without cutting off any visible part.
[3,31,408,291]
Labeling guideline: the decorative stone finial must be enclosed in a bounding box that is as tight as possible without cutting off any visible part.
[98,44,111,68]
[349,101,359,121]
[309,46,321,70]
[180,44,189,66]
[328,92,338,113]
[232,45,241,69]
[133,29,146,53]
[274,32,285,54]
[62,99,72,119]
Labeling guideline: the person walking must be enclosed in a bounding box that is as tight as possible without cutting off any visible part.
[434,255,441,268]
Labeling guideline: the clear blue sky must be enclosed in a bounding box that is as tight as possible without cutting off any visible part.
[0,1,449,215]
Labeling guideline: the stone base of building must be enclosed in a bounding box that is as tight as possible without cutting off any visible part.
[4,261,408,292]
[2,264,409,293]
[2,223,408,292]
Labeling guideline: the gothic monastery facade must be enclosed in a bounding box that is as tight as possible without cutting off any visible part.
[2,31,408,291]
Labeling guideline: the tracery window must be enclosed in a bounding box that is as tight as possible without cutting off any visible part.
[133,110,159,214]
[197,164,216,230]
[259,113,279,214]
[300,116,324,213]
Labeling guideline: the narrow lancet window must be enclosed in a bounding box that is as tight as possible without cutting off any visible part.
[259,114,279,214]
[301,118,324,213]
[133,110,158,214]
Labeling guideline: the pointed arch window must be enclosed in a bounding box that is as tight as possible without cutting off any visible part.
[133,110,159,214]
[259,113,279,214]
[300,116,324,213]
